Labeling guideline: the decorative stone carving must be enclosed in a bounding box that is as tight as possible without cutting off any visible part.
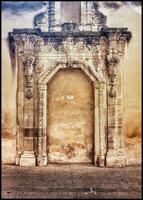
[25,88,33,100]
[92,3,107,29]
[6,0,133,167]
[34,2,49,31]
[21,56,35,99]
[62,22,79,32]
[106,48,120,97]
[34,37,44,52]
[10,9,131,166]
[22,56,35,87]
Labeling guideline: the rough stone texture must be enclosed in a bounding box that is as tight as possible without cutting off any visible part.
[2,164,141,199]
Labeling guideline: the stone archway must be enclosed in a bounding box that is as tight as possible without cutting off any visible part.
[37,63,107,166]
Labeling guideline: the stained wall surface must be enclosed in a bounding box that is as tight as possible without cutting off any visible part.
[47,69,94,163]
[2,2,141,164]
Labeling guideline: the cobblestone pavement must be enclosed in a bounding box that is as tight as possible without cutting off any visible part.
[2,164,141,199]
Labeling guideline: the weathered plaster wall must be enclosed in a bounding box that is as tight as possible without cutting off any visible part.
[47,69,94,163]
[102,4,141,165]
[2,2,141,164]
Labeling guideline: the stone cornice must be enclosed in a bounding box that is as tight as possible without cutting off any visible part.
[9,27,131,43]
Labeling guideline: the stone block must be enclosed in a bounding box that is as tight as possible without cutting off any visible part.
[20,151,36,166]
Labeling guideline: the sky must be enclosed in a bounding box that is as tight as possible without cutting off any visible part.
[2,1,142,38]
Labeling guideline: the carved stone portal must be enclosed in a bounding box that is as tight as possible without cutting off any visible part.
[9,1,131,167]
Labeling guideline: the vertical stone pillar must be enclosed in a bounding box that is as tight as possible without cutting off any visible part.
[15,56,24,165]
[86,1,93,24]
[49,1,62,32]
[37,84,47,166]
[93,81,107,167]
[54,2,61,25]
[106,35,125,166]
[19,56,36,166]
[49,1,55,29]
[117,35,126,153]
[93,81,100,166]
[116,37,127,159]
[80,2,87,24]
[98,82,107,166]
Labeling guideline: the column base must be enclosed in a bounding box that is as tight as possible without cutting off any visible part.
[15,153,21,165]
[106,149,125,167]
[20,151,36,166]
[94,155,106,167]
[37,155,47,166]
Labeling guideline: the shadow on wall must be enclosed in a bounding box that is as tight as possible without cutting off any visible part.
[7,35,16,75]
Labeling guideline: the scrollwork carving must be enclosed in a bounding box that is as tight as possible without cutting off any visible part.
[21,56,35,99]
[106,48,120,97]
[62,23,79,32]
[34,37,44,52]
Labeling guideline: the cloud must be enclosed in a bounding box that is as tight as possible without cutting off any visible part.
[101,2,123,10]
[2,1,43,14]
[125,1,142,15]
[2,9,42,38]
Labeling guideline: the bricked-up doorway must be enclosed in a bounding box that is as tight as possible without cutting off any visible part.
[47,68,94,163]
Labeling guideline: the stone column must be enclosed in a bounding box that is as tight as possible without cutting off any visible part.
[55,2,62,24]
[116,37,127,159]
[93,81,100,166]
[49,2,62,32]
[86,1,93,24]
[15,56,24,165]
[37,84,47,166]
[19,56,36,166]
[106,37,125,166]
[80,2,87,24]
[98,82,107,166]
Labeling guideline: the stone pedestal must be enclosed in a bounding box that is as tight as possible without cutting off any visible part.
[15,154,21,165]
[20,151,36,166]
[106,149,125,167]
[37,155,47,166]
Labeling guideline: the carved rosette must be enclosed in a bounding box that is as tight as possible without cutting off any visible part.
[21,55,35,99]
[106,48,120,97]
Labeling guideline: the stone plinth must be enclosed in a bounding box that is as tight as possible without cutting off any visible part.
[20,151,36,166]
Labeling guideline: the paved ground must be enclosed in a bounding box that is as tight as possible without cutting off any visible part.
[2,164,141,199]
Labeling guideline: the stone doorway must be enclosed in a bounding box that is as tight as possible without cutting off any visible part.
[47,68,94,163]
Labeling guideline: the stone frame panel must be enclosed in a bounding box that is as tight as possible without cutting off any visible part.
[9,23,131,166]
[36,63,107,166]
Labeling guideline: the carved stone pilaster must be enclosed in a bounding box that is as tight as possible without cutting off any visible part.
[98,82,107,166]
[22,55,35,99]
[37,84,47,166]
[106,47,125,166]
[93,81,100,166]
[106,48,120,97]
[19,55,36,166]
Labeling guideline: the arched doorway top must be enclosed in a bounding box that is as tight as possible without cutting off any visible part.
[37,63,105,85]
